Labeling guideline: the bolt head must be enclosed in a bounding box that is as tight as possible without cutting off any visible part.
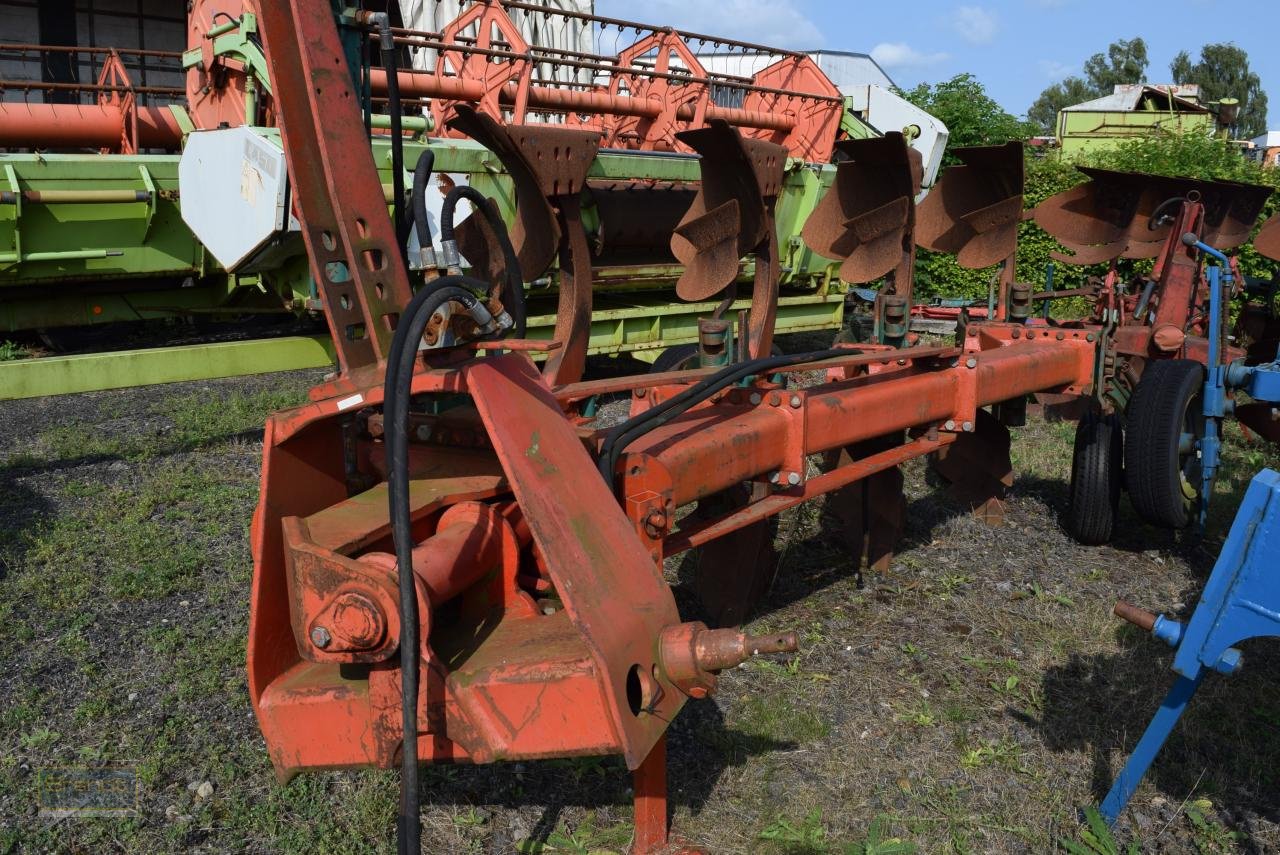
[965,357,978,369]
[944,419,956,431]
[749,392,762,405]
[415,424,433,441]
[962,420,975,432]
[636,387,648,398]
[310,626,332,649]
[787,472,801,486]
[790,395,802,408]
[768,393,781,407]
[769,471,781,484]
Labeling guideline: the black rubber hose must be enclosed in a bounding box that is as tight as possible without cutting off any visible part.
[598,347,849,483]
[379,23,409,265]
[383,275,488,855]
[411,148,436,257]
[440,184,526,338]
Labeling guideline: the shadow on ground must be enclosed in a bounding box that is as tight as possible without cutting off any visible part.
[1024,575,1280,850]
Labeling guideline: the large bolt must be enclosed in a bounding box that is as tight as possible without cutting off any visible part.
[944,419,957,431]
[962,420,975,432]
[768,471,781,484]
[790,395,802,408]
[643,508,668,538]
[768,393,781,407]
[749,392,762,405]
[965,357,978,369]
[787,472,801,486]
[310,626,332,649]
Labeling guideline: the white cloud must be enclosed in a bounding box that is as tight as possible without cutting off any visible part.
[870,42,950,70]
[952,6,999,45]
[1039,59,1074,81]
[595,0,824,50]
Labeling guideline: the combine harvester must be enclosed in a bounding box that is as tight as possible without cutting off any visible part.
[0,0,947,399]
[209,1,1280,852]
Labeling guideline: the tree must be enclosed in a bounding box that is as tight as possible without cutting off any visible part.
[899,73,1034,163]
[1028,77,1095,135]
[1170,43,1269,139]
[1026,37,1149,134]
[1083,37,1148,92]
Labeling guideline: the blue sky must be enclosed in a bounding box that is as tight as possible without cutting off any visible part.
[596,0,1279,128]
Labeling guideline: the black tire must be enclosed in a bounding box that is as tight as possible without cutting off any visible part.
[1065,412,1122,544]
[649,343,699,373]
[1124,359,1206,529]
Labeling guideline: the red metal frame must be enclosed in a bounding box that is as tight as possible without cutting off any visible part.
[241,2,1272,853]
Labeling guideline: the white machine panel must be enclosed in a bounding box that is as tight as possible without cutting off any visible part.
[179,126,292,271]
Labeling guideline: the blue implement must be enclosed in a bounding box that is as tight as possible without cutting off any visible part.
[1101,469,1280,824]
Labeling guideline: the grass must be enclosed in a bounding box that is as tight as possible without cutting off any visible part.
[2,362,1280,853]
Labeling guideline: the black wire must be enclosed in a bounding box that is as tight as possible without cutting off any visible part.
[597,348,850,483]
[440,185,527,338]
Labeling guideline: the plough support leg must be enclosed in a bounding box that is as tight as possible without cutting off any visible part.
[1099,673,1204,825]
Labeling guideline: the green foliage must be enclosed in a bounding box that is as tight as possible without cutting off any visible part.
[1027,37,1149,133]
[899,74,1035,163]
[516,811,633,854]
[760,808,828,852]
[1057,806,1139,855]
[1171,43,1269,139]
[1083,38,1150,94]
[844,816,918,855]
[758,810,917,855]
[0,341,29,362]
[1029,78,1096,135]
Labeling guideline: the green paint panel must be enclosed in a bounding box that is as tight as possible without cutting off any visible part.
[0,335,335,400]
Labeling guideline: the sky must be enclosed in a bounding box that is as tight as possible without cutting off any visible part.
[595,0,1280,129]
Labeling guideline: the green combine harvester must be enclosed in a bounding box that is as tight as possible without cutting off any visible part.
[0,1,946,399]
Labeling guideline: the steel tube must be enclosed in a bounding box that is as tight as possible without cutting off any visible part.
[371,69,797,132]
[635,342,1091,509]
[0,101,183,150]
[0,189,151,204]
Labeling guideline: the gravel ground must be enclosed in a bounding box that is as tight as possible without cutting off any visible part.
[1,339,1279,854]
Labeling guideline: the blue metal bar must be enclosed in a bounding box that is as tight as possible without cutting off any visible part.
[1100,673,1204,824]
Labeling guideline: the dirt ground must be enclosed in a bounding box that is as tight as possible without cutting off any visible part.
[2,335,1280,854]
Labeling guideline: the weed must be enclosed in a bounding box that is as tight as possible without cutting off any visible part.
[0,341,29,361]
[760,807,827,852]
[1058,806,1138,855]
[1185,802,1241,854]
[844,815,917,855]
[18,726,59,751]
[895,701,938,728]
[518,811,633,854]
[959,738,1024,771]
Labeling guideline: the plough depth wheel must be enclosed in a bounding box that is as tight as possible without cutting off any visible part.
[1065,412,1122,545]
[1125,359,1207,528]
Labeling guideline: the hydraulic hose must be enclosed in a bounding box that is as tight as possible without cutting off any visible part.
[597,347,850,483]
[383,275,490,855]
[411,148,436,265]
[439,185,527,337]
[377,16,410,263]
